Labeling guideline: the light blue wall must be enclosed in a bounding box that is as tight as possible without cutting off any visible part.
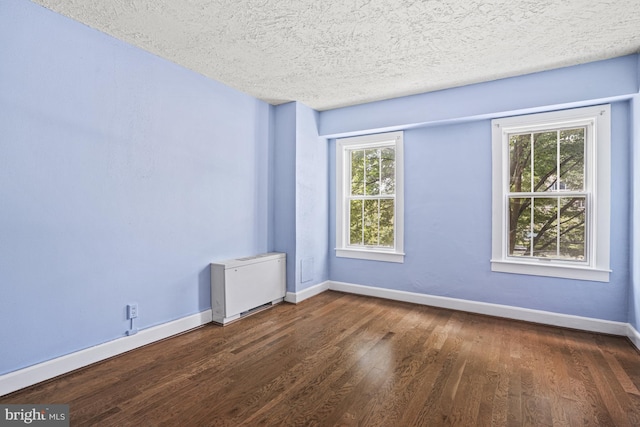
[329,106,630,321]
[0,0,272,374]
[631,94,640,330]
[273,102,329,292]
[2,0,638,380]
[631,53,640,331]
[321,55,639,137]
[295,103,329,290]
[273,103,297,290]
[324,56,639,323]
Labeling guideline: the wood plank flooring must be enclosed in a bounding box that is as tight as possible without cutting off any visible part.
[2,291,639,426]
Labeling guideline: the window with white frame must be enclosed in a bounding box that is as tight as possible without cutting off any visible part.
[336,131,404,263]
[491,105,611,282]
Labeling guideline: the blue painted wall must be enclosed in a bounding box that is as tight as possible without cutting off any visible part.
[273,102,329,292]
[273,103,297,290]
[1,0,638,380]
[295,103,329,290]
[329,106,630,321]
[0,0,272,374]
[324,56,639,323]
[321,55,639,137]
[631,94,640,331]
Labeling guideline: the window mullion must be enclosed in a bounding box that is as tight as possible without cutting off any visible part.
[556,130,561,258]
[345,153,351,247]
[556,129,561,190]
[363,149,367,197]
[529,131,534,259]
[557,197,561,258]
[360,151,365,246]
[376,199,380,246]
[378,150,382,246]
[530,133,534,194]
[529,197,534,257]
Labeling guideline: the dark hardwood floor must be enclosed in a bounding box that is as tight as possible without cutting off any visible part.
[2,291,639,426]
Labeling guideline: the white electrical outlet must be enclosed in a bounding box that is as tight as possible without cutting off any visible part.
[127,303,138,319]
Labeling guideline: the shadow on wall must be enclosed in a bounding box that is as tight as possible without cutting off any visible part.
[198,266,212,313]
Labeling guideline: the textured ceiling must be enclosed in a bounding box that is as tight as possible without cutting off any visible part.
[31,0,640,110]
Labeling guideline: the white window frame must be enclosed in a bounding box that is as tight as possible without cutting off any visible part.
[491,105,611,282]
[336,131,404,263]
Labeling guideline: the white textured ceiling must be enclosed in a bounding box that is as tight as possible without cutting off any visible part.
[31,0,640,110]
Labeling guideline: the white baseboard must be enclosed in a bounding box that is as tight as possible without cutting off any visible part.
[285,281,331,304]
[3,285,638,398]
[328,281,637,348]
[628,323,640,350]
[0,310,213,397]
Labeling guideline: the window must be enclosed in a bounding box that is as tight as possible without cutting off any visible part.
[336,131,404,263]
[491,105,610,282]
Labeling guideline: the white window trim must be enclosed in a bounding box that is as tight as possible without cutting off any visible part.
[491,105,611,282]
[336,131,404,263]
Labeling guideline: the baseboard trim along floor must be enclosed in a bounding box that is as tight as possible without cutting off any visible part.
[0,310,212,397]
[291,280,639,350]
[2,281,638,397]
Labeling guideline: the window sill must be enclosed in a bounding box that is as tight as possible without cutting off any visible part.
[336,248,405,263]
[491,259,610,282]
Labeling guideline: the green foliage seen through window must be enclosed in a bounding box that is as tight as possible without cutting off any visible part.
[348,147,395,247]
[508,127,586,260]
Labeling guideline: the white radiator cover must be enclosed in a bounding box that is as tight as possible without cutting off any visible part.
[210,252,286,325]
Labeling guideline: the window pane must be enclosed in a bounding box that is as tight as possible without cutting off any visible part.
[379,198,394,247]
[365,149,380,195]
[363,199,380,246]
[533,131,557,192]
[347,147,396,249]
[380,147,395,195]
[350,150,364,196]
[349,199,363,245]
[533,198,558,257]
[559,197,586,260]
[509,196,587,261]
[559,128,585,191]
[508,197,532,256]
[509,134,531,193]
